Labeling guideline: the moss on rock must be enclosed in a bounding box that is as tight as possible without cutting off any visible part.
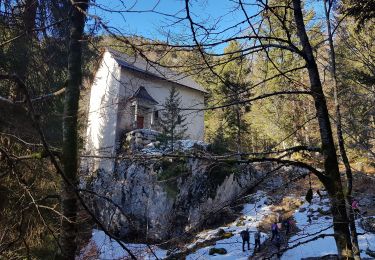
[157,158,188,181]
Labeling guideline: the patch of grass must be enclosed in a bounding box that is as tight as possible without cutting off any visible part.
[220,232,234,239]
[236,220,245,227]
[258,197,302,233]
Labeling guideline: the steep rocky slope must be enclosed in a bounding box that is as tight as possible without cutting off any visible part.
[81,144,268,241]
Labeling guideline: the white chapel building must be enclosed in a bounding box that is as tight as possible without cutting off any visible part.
[83,48,206,172]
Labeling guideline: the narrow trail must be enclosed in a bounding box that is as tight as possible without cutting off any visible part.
[249,230,293,259]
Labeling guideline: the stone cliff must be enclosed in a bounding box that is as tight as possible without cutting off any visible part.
[81,147,265,241]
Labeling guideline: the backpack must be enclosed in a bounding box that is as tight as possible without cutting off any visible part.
[240,230,249,240]
[283,220,289,227]
[352,200,359,209]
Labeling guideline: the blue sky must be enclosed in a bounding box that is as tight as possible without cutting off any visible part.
[90,0,326,51]
[90,1,259,42]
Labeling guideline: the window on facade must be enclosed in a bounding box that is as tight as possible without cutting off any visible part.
[154,110,159,119]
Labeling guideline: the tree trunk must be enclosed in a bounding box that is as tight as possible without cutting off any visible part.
[10,0,38,100]
[59,1,88,259]
[236,104,242,154]
[323,1,360,258]
[292,0,354,258]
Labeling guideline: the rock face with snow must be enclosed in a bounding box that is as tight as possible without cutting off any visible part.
[81,143,265,241]
[361,217,375,233]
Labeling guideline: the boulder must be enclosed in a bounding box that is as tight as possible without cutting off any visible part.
[361,216,375,233]
[208,247,227,255]
[143,139,151,145]
[216,229,225,236]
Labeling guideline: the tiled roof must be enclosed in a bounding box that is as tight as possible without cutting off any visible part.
[107,48,207,93]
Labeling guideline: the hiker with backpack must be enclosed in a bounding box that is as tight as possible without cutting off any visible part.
[352,199,360,214]
[351,198,367,219]
[254,229,261,253]
[240,228,250,252]
[271,222,279,241]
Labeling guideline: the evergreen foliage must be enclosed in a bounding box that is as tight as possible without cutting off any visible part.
[158,86,188,151]
[207,124,229,155]
[0,0,375,258]
[206,41,252,152]
[344,0,375,27]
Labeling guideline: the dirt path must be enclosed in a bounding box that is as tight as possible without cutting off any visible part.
[249,231,290,260]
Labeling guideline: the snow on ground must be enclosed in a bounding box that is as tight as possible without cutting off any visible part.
[79,191,375,259]
[357,220,375,258]
[188,192,375,259]
[78,229,167,260]
[174,139,207,151]
[281,195,336,259]
[282,194,375,259]
[186,191,270,259]
[141,139,208,154]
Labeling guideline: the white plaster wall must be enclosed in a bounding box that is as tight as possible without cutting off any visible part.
[118,69,205,140]
[84,51,121,172]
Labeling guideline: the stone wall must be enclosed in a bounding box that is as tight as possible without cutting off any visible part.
[125,129,160,151]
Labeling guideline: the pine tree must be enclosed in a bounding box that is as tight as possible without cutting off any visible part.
[216,41,251,153]
[159,86,187,151]
[208,123,229,155]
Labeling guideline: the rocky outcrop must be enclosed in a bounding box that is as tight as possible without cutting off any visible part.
[361,216,375,233]
[81,151,266,241]
[124,129,160,150]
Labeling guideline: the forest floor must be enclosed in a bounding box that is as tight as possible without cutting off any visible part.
[78,168,375,260]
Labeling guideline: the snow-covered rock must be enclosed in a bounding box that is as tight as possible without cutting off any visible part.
[78,229,167,260]
[361,216,375,233]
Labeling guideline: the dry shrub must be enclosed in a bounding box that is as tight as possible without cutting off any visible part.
[77,241,99,260]
[258,197,302,233]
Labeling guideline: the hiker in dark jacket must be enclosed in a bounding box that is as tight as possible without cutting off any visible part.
[240,228,250,251]
[254,230,261,252]
[282,219,290,235]
[275,234,282,257]
[271,222,279,241]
